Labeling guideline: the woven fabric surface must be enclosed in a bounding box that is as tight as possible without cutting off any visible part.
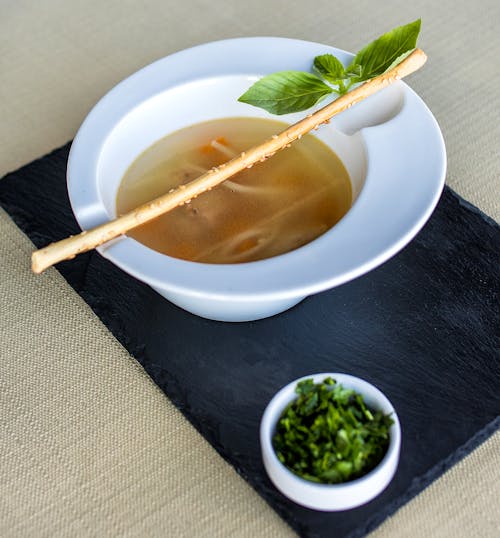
[1,1,499,537]
[0,206,294,538]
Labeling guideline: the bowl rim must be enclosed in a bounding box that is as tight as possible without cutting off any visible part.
[68,36,446,301]
[259,372,401,510]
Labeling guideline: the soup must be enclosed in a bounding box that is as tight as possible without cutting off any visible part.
[116,117,351,264]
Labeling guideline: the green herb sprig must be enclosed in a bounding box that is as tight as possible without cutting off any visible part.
[273,377,393,484]
[238,19,421,115]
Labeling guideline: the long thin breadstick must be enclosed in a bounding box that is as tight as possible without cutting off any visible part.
[31,48,427,274]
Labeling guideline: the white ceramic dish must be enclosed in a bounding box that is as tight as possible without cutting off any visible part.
[260,373,401,511]
[67,37,446,322]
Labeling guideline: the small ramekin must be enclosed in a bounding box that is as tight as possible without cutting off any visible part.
[260,372,401,511]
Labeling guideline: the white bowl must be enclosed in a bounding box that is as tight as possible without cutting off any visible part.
[67,37,446,322]
[260,373,401,511]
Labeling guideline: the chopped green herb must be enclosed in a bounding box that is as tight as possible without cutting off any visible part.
[238,19,421,114]
[273,377,393,484]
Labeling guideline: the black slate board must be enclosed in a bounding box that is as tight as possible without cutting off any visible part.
[1,144,499,538]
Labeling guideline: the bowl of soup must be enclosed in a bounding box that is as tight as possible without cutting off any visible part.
[67,37,446,321]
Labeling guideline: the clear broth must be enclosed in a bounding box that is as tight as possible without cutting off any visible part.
[116,117,351,264]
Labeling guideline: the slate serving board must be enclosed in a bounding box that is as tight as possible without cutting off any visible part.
[1,144,499,538]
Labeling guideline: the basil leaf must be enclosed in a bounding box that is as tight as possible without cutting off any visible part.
[384,48,417,72]
[347,19,421,82]
[345,63,362,77]
[313,53,346,83]
[238,20,423,115]
[238,71,333,115]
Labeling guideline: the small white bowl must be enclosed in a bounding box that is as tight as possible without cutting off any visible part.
[67,37,446,322]
[260,373,401,511]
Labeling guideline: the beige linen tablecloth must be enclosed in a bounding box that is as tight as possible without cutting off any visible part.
[1,1,499,536]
